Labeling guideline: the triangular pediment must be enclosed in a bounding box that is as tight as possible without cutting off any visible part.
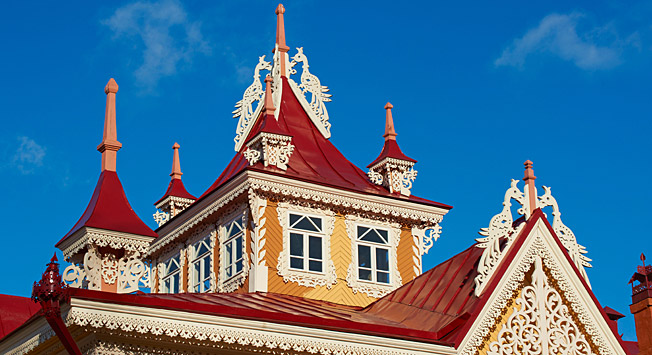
[458,214,627,355]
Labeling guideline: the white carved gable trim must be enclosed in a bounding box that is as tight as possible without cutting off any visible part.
[276,202,337,288]
[474,179,591,296]
[59,227,153,261]
[233,56,272,151]
[459,219,625,355]
[345,215,402,298]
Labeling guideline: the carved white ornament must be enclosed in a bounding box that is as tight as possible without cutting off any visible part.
[248,191,268,292]
[345,215,402,298]
[245,133,295,170]
[276,203,337,288]
[154,196,196,226]
[233,46,332,152]
[487,256,595,355]
[63,244,151,293]
[368,158,417,196]
[475,179,591,296]
[60,228,152,261]
[460,228,616,355]
[539,186,592,286]
[289,47,332,137]
[217,208,250,293]
[233,55,272,151]
[153,210,170,227]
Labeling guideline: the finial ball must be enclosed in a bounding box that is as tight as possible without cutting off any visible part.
[264,74,273,84]
[276,4,285,15]
[105,78,119,94]
[385,102,393,110]
[642,253,647,262]
[172,142,180,149]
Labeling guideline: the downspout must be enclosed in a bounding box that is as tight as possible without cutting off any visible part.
[32,254,82,355]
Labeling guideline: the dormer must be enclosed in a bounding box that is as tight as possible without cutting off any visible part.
[154,143,196,226]
[56,78,157,294]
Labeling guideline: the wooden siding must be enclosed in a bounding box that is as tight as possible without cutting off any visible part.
[397,226,418,282]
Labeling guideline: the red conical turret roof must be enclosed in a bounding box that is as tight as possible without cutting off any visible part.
[367,102,416,168]
[155,143,196,205]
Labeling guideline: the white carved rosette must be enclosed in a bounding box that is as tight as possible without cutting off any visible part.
[245,133,295,170]
[368,158,417,197]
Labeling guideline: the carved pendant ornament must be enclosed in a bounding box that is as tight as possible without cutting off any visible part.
[233,47,332,152]
[474,179,591,296]
[487,256,595,355]
[244,133,295,171]
[367,158,418,197]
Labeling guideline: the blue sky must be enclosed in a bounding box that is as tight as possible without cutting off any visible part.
[1,0,650,341]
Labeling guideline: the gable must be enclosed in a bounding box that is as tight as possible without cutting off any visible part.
[458,216,626,355]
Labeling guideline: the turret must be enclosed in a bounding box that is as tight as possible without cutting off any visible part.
[55,78,157,294]
[367,103,418,196]
[630,253,652,355]
[153,143,196,226]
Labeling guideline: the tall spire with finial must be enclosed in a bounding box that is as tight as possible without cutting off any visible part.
[383,102,397,141]
[523,160,537,216]
[170,142,183,180]
[275,4,289,76]
[264,75,276,115]
[97,78,122,172]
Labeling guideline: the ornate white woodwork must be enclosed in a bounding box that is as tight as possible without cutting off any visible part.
[368,158,417,197]
[411,224,442,256]
[154,196,196,227]
[62,244,152,294]
[487,256,595,355]
[475,179,592,297]
[217,207,250,293]
[276,203,337,288]
[289,47,332,137]
[539,186,592,286]
[345,215,402,298]
[60,228,152,261]
[245,132,294,170]
[475,179,526,296]
[186,223,217,293]
[233,55,272,151]
[248,191,269,292]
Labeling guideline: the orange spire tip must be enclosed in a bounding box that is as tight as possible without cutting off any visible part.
[275,3,285,15]
[383,102,397,141]
[523,160,536,181]
[170,142,183,179]
[104,78,119,94]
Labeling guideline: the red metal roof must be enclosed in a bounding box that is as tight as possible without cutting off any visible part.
[367,139,416,168]
[57,171,158,246]
[155,178,196,205]
[0,294,40,340]
[199,77,451,210]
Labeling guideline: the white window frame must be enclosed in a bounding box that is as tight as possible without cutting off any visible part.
[277,203,336,288]
[190,236,213,293]
[161,255,181,293]
[287,211,326,274]
[218,208,249,293]
[355,224,391,284]
[346,215,402,298]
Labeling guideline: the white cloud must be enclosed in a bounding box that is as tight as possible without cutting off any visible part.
[13,136,45,174]
[495,13,623,70]
[103,0,210,87]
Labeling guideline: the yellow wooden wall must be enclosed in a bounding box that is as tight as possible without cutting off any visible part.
[264,200,419,307]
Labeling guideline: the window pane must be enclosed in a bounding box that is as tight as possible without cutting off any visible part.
[203,258,211,280]
[360,228,385,244]
[357,226,368,239]
[289,213,302,226]
[309,217,322,231]
[376,248,389,271]
[226,265,232,278]
[236,260,243,273]
[358,245,371,268]
[226,242,233,264]
[377,271,390,284]
[236,236,243,259]
[309,236,322,259]
[359,269,372,281]
[172,274,179,293]
[229,219,242,237]
[378,229,388,242]
[203,279,210,292]
[193,262,200,285]
[290,233,303,256]
[168,259,179,273]
[293,217,319,232]
[309,260,322,272]
[196,242,209,257]
[164,279,170,293]
[290,257,304,269]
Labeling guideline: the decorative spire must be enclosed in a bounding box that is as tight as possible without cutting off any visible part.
[264,75,276,115]
[383,102,397,141]
[170,142,183,180]
[275,3,289,76]
[97,78,122,172]
[523,160,537,215]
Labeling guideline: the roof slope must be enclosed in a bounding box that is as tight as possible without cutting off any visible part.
[0,294,40,339]
[58,171,158,245]
[155,178,196,205]
[201,77,451,210]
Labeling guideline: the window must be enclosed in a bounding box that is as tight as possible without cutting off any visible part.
[356,225,390,284]
[288,213,323,273]
[161,255,181,293]
[223,216,245,280]
[190,236,212,293]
